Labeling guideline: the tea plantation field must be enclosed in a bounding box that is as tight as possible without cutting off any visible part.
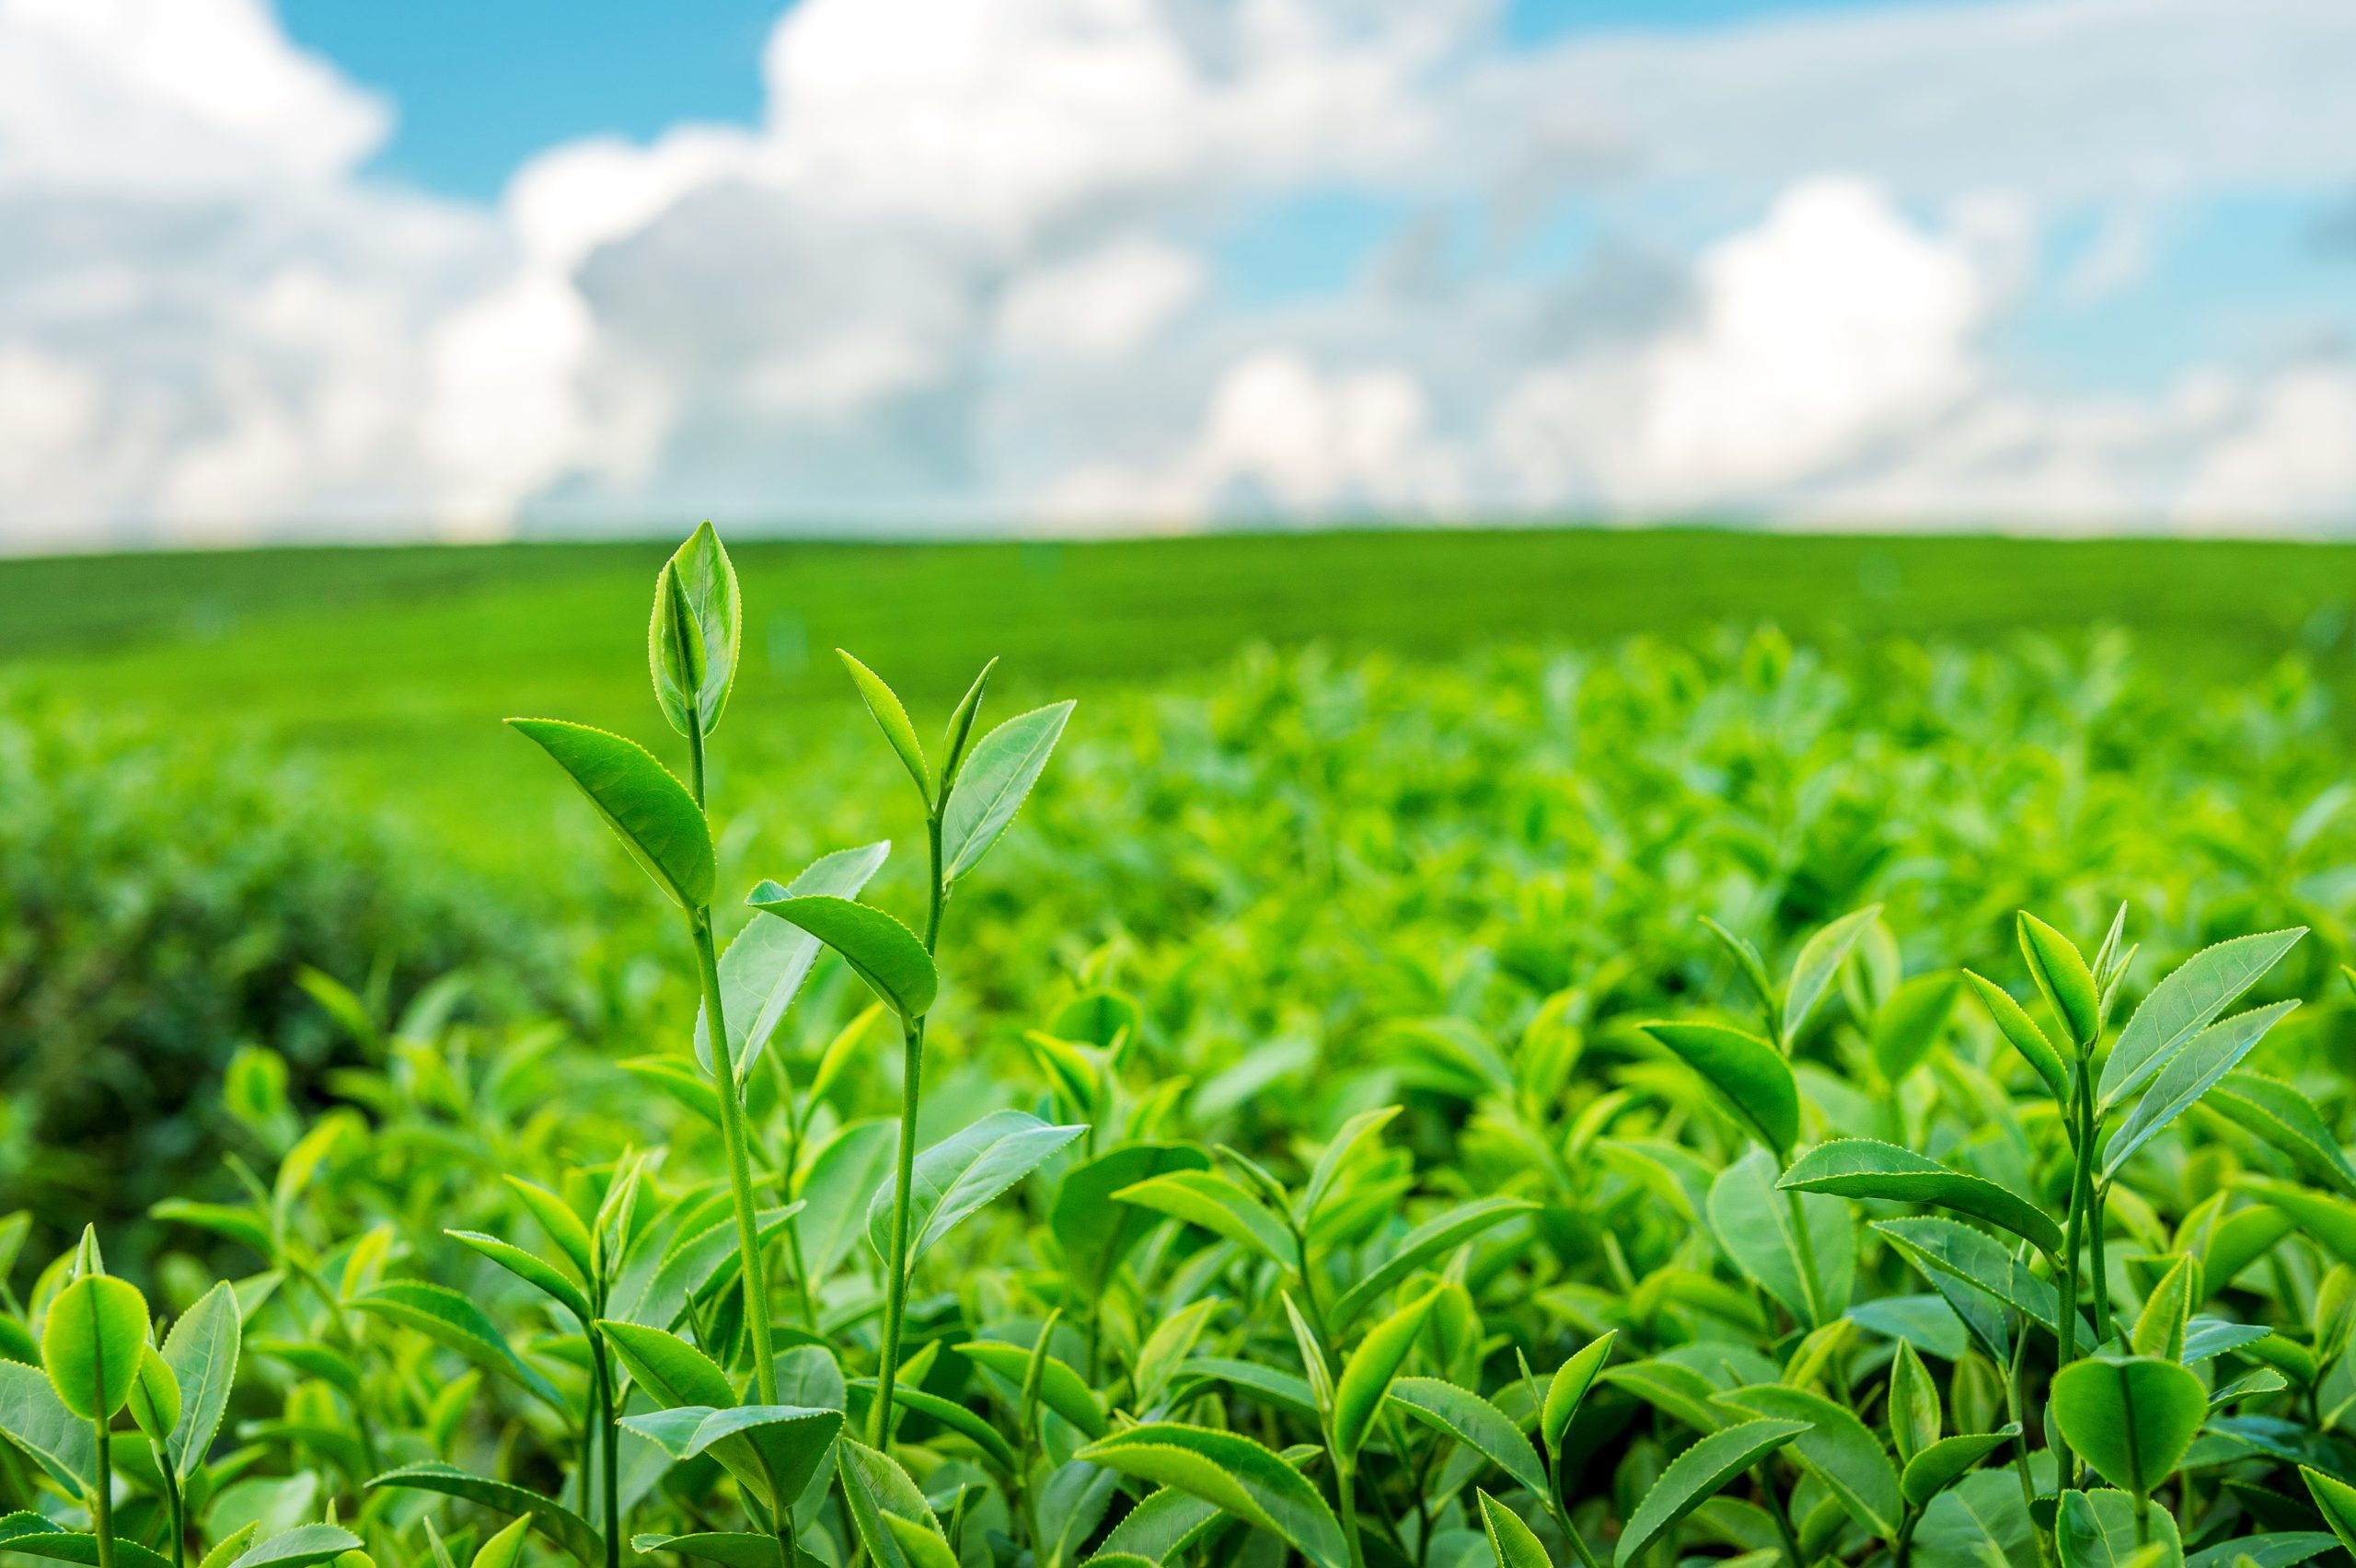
[4,525,2356,1568]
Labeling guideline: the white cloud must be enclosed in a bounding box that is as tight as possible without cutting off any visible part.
[3,0,2356,545]
[996,235,1203,361]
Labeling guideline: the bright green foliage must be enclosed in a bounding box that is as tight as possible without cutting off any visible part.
[6,525,2356,1568]
[42,1274,147,1420]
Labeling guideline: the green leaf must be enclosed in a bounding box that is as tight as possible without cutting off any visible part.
[1615,1418,1813,1568]
[2099,929,2306,1113]
[2185,1535,2338,1568]
[1716,1382,1901,1538]
[2050,1356,2207,1495]
[2056,1489,2182,1568]
[796,1120,899,1283]
[621,1403,842,1502]
[630,1535,781,1568]
[500,1180,595,1291]
[1901,1425,2021,1507]
[160,1279,239,1482]
[1476,1490,1555,1568]
[1389,1378,1548,1496]
[147,1202,272,1260]
[953,1340,1107,1439]
[225,1526,366,1568]
[1542,1332,1617,1455]
[42,1274,147,1421]
[1888,1341,1942,1466]
[1639,1021,1799,1156]
[1782,1138,2062,1256]
[1330,1195,1537,1332]
[1784,905,1884,1043]
[835,1436,955,1568]
[2019,913,2102,1049]
[2131,1258,2196,1361]
[1874,973,1961,1082]
[850,1378,1018,1471]
[941,700,1074,884]
[2301,1468,2356,1563]
[350,1282,564,1410]
[1334,1290,1439,1462]
[195,1525,258,1568]
[506,719,713,909]
[0,1361,95,1492]
[446,1230,592,1327]
[1114,1170,1299,1270]
[649,523,740,737]
[2207,1073,2356,1199]
[2104,1003,2300,1180]
[600,1320,733,1407]
[368,1462,604,1566]
[866,1109,1083,1275]
[2234,1178,2356,1271]
[0,1524,175,1568]
[699,841,889,1075]
[745,894,936,1020]
[1600,1359,1732,1435]
[837,651,932,799]
[1711,1147,1853,1327]
[1052,1142,1211,1303]
[126,1344,179,1445]
[1914,1467,2038,1568]
[470,1515,533,1568]
[1877,1217,2076,1341]
[1076,1424,1348,1568]
[1964,972,2072,1103]
[1700,917,1777,1021]
[1300,1106,1401,1226]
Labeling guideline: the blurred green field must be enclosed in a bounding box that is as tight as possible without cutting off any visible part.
[5,527,2352,872]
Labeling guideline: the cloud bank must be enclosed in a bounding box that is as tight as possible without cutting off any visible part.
[1,0,2352,548]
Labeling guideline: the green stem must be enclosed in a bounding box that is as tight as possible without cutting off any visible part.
[1336,1459,1367,1568]
[595,1337,619,1568]
[871,1015,925,1447]
[1758,1462,1807,1568]
[693,911,780,1407]
[2089,1182,2112,1346]
[91,1418,113,1568]
[2009,1297,2059,1568]
[777,1083,820,1331]
[157,1448,183,1568]
[1784,1182,1827,1330]
[1896,1508,1919,1568]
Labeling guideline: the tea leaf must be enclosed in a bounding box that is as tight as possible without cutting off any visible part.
[2050,1356,2206,1495]
[866,1109,1084,1274]
[350,1281,565,1410]
[1900,1425,2021,1507]
[941,700,1074,885]
[1639,1020,1799,1156]
[2100,929,2306,1113]
[1330,1195,1537,1332]
[2206,1073,2356,1198]
[746,893,936,1020]
[160,1279,239,1481]
[2104,1002,2300,1180]
[1716,1382,1901,1538]
[699,840,889,1075]
[1076,1423,1349,1568]
[649,524,740,738]
[1782,1138,2062,1256]
[2056,1488,2182,1568]
[1389,1378,1549,1495]
[1784,905,1884,1043]
[2018,913,2101,1049]
[1114,1169,1299,1270]
[1615,1418,1813,1567]
[1334,1289,1439,1461]
[225,1526,366,1568]
[368,1462,604,1566]
[42,1274,146,1421]
[1476,1490,1554,1568]
[506,719,713,909]
[1964,971,2072,1103]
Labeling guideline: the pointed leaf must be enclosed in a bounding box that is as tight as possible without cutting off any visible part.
[225,1526,364,1568]
[1712,1147,1853,1326]
[1784,905,1884,1043]
[507,720,713,909]
[1077,1424,1348,1568]
[649,523,740,736]
[1640,1021,1798,1156]
[2100,929,2306,1113]
[2105,1003,2300,1180]
[350,1282,563,1410]
[699,841,889,1075]
[1331,1196,1537,1332]
[1542,1332,1617,1455]
[835,1435,956,1568]
[1477,1491,1555,1568]
[1053,1142,1211,1303]
[1615,1418,1813,1567]
[1902,1425,2021,1507]
[2056,1489,2181,1568]
[2206,1073,2356,1198]
[1783,1139,2062,1256]
[1114,1170,1298,1270]
[368,1462,604,1566]
[1964,972,2071,1103]
[1334,1290,1439,1461]
[446,1231,592,1327]
[2019,913,2101,1049]
[746,894,936,1020]
[161,1280,239,1482]
[1390,1378,1549,1496]
[953,1340,1107,1439]
[1717,1382,1901,1538]
[941,701,1074,884]
[866,1109,1083,1274]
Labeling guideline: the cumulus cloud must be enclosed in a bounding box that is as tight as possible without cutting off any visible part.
[2,0,2355,546]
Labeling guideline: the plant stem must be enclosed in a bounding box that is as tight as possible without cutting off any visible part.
[2088,1182,2112,1345]
[871,1014,925,1447]
[1336,1458,1368,1568]
[594,1338,619,1568]
[158,1449,183,1568]
[693,910,780,1406]
[1758,1462,1807,1568]
[873,803,949,1447]
[1784,1184,1827,1329]
[91,1418,113,1568]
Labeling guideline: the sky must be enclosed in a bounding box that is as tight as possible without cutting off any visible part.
[1,0,2352,550]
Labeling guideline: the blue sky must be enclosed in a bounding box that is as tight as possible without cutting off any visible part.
[1,0,2351,547]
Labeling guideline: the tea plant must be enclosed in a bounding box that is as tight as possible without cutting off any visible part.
[4,524,2356,1568]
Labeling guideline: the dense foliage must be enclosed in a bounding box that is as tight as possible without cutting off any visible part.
[6,525,2356,1568]
[0,693,538,1238]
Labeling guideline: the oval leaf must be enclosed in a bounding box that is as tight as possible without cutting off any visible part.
[42,1275,147,1421]
[746,894,936,1020]
[1615,1418,1813,1568]
[2050,1356,2207,1495]
[941,701,1074,884]
[1076,1424,1348,1568]
[507,719,713,909]
[1782,1139,2062,1256]
[1639,1021,1799,1156]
